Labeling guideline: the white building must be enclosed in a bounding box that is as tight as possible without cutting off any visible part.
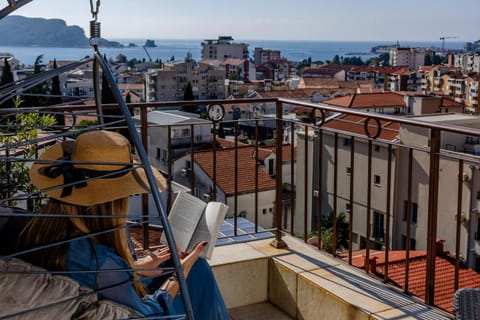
[135,110,212,173]
[201,36,249,61]
[389,47,425,69]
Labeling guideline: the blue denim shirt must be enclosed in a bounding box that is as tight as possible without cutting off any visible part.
[64,238,175,316]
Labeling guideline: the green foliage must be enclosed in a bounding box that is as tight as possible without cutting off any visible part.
[116,53,128,64]
[320,211,350,253]
[0,97,56,209]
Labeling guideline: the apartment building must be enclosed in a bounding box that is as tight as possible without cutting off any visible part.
[397,113,480,270]
[135,110,212,173]
[294,116,400,251]
[254,47,281,66]
[145,58,225,102]
[389,47,425,69]
[453,53,480,73]
[201,36,249,61]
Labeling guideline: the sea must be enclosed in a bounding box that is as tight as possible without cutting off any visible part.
[0,39,466,67]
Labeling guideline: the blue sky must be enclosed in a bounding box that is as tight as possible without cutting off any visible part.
[13,0,480,42]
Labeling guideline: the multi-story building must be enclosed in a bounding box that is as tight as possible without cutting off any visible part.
[221,58,251,82]
[389,47,425,69]
[465,74,480,112]
[136,110,212,174]
[254,48,281,66]
[453,53,480,73]
[145,58,225,102]
[201,36,249,61]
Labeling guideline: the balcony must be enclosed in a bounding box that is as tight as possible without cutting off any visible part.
[2,96,479,319]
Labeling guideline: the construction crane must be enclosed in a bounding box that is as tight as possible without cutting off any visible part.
[440,36,458,52]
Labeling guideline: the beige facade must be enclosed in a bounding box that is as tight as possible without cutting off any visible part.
[145,59,225,102]
[294,128,397,251]
[201,36,249,61]
[389,47,425,69]
[397,114,480,269]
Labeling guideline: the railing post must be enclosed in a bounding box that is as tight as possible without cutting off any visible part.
[141,106,149,249]
[271,100,287,248]
[425,128,440,306]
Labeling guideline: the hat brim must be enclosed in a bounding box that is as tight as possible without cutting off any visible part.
[30,141,166,206]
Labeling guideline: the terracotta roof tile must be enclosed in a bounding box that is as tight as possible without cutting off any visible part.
[343,250,480,313]
[322,114,400,141]
[194,146,276,195]
[324,92,405,109]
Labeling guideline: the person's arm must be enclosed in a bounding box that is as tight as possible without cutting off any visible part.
[160,241,207,298]
[134,246,171,277]
[97,251,175,316]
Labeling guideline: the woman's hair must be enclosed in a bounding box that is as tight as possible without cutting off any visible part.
[19,197,146,296]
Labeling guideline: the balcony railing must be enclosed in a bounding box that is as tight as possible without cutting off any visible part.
[2,97,480,316]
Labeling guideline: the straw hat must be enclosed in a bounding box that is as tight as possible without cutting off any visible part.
[30,130,166,206]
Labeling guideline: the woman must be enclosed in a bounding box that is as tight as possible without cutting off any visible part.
[19,130,229,319]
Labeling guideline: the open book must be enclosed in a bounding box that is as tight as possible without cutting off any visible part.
[160,191,229,259]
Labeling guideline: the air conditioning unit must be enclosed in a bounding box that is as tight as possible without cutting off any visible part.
[203,193,212,201]
[180,168,189,176]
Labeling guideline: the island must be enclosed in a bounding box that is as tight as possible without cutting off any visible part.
[0,15,122,48]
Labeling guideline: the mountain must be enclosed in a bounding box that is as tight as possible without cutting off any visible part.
[0,16,121,47]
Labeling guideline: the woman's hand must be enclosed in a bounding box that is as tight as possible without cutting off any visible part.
[135,246,171,277]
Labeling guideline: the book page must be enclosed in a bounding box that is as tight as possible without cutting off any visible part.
[160,191,206,253]
[188,202,229,259]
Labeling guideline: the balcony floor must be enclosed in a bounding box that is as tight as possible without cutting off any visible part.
[229,302,293,320]
[210,234,453,320]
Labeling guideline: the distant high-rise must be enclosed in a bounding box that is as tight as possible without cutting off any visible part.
[201,36,249,61]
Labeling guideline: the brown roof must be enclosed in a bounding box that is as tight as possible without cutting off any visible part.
[324,92,405,109]
[344,249,480,313]
[322,114,400,141]
[194,146,276,195]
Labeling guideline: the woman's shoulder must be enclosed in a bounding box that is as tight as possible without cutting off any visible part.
[68,238,126,268]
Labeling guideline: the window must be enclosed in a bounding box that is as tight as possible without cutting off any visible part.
[476,217,480,241]
[160,149,167,162]
[185,160,191,170]
[372,211,385,241]
[374,175,381,185]
[401,235,416,250]
[403,200,418,224]
[343,138,352,146]
[268,158,274,176]
[262,209,267,215]
[346,167,351,175]
[156,148,161,160]
[374,144,381,152]
[345,203,351,213]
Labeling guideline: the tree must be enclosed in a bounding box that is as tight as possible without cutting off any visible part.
[50,59,64,128]
[24,55,49,107]
[116,53,128,63]
[0,58,14,108]
[181,82,197,113]
[320,211,350,253]
[101,62,134,145]
[332,54,341,64]
[0,97,55,210]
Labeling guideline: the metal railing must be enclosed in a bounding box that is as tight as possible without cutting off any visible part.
[3,97,480,315]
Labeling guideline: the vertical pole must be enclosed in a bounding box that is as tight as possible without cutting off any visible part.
[270,100,287,248]
[141,106,149,249]
[95,53,195,319]
[454,160,464,291]
[425,128,440,306]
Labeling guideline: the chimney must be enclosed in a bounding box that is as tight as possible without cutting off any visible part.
[435,238,445,257]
